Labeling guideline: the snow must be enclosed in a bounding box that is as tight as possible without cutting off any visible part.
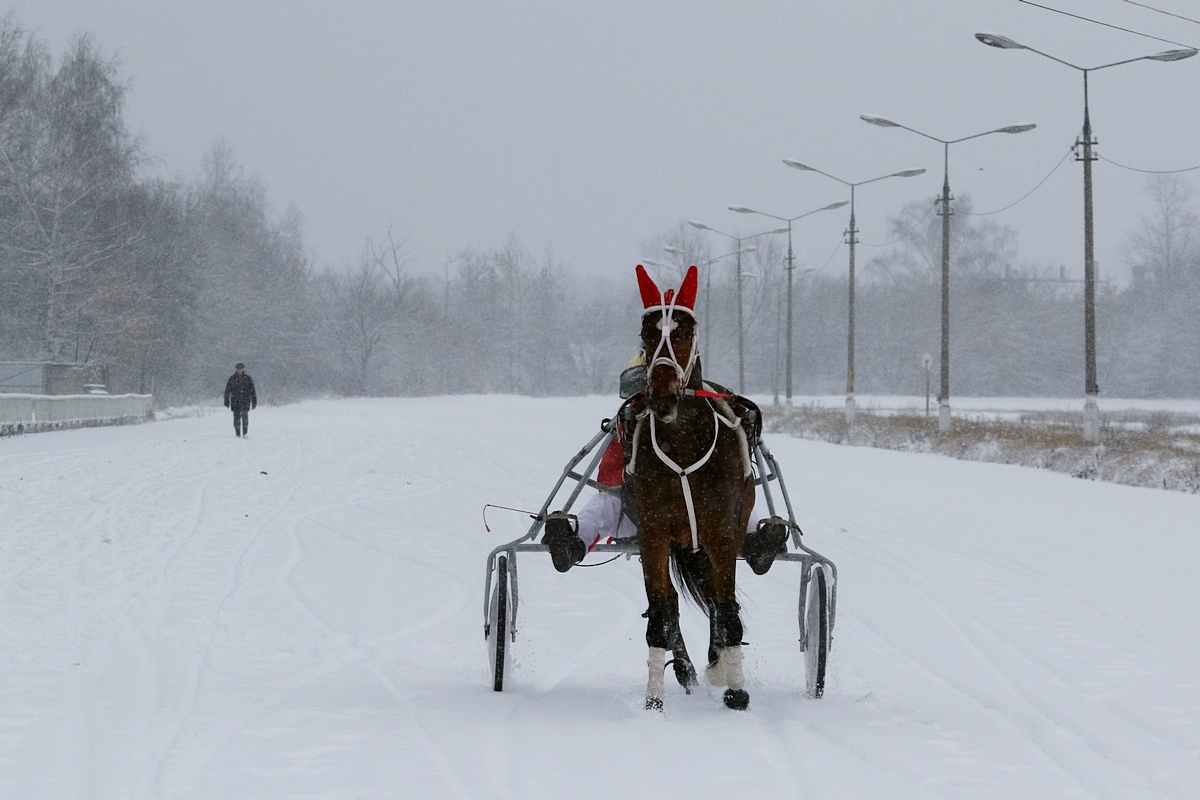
[3,396,1199,798]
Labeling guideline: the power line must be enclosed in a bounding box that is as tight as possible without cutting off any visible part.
[1017,0,1194,48]
[1098,153,1200,174]
[1122,0,1200,26]
[811,236,844,274]
[966,144,1075,216]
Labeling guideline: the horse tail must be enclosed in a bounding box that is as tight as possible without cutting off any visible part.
[669,542,713,616]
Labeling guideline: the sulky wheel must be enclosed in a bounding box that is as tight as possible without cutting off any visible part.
[804,564,830,699]
[488,554,511,691]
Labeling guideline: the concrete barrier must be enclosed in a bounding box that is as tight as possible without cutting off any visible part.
[0,394,153,436]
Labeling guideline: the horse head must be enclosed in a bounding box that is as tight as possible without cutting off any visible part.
[636,264,700,423]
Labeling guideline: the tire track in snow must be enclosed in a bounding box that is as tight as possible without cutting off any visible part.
[786,466,1200,793]
[134,466,320,800]
[832,527,1168,797]
[267,506,476,800]
[163,432,477,798]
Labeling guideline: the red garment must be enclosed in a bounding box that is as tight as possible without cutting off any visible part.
[597,436,625,487]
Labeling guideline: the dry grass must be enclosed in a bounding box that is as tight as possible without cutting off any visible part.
[764,405,1200,494]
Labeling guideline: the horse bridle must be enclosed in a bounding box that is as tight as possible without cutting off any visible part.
[628,309,750,552]
[645,298,699,391]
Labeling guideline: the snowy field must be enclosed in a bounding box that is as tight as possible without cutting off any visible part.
[3,396,1200,799]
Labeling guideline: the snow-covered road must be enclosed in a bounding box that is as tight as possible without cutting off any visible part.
[3,397,1198,798]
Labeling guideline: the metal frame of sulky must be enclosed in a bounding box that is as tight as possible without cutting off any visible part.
[483,411,838,691]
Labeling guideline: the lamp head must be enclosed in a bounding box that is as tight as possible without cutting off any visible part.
[728,206,756,214]
[896,168,926,178]
[1148,48,1198,62]
[687,220,711,231]
[976,32,1026,50]
[767,226,790,235]
[823,201,849,211]
[663,246,688,256]
[999,123,1037,134]
[861,114,901,128]
[782,159,814,171]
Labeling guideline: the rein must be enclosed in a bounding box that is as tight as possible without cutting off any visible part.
[683,388,732,399]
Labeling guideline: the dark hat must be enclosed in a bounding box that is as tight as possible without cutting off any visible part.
[235,362,245,369]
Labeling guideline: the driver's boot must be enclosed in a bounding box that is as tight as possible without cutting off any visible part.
[543,511,586,573]
[741,516,789,575]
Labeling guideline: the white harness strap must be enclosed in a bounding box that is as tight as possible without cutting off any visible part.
[641,401,743,552]
[648,410,718,552]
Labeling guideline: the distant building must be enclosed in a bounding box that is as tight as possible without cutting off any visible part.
[0,362,109,395]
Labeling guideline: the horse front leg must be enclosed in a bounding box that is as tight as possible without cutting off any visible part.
[707,547,749,710]
[640,536,678,711]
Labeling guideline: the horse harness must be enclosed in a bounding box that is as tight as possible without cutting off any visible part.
[619,386,760,552]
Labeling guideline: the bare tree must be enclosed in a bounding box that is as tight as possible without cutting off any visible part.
[1123,174,1199,296]
[1,34,140,363]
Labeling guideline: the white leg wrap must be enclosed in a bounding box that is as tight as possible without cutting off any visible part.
[722,645,746,692]
[706,657,727,687]
[646,647,667,701]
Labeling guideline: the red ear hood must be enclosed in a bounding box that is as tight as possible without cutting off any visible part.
[636,264,661,309]
[636,263,699,317]
[676,265,699,311]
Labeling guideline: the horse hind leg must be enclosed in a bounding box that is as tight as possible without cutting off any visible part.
[664,543,709,692]
[667,618,698,692]
[705,612,726,686]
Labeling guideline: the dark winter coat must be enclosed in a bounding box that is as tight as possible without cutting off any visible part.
[224,373,257,410]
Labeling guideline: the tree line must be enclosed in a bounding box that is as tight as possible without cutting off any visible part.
[0,20,640,404]
[1,19,1196,404]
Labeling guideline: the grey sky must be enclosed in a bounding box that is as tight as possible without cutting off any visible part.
[21,0,1200,283]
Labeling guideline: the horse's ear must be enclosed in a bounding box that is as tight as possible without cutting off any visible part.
[676,265,699,311]
[636,264,661,309]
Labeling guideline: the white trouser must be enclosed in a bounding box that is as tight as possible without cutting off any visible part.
[576,490,638,548]
[574,490,759,550]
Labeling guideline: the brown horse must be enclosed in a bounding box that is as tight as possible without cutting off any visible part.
[625,264,756,711]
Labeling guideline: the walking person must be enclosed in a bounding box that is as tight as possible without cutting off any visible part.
[223,362,257,437]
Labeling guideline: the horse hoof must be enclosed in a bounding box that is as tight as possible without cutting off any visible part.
[645,696,664,712]
[671,659,698,691]
[723,689,749,711]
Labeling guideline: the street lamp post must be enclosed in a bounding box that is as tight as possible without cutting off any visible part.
[782,161,926,424]
[976,33,1197,443]
[728,201,847,405]
[922,352,933,417]
[859,115,1035,433]
[686,222,788,393]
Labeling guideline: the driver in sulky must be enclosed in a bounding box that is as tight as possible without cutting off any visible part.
[542,352,776,573]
